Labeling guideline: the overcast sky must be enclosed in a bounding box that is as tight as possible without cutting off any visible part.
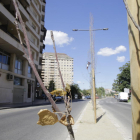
[43,0,130,90]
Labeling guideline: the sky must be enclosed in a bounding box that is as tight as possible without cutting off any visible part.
[43,0,130,90]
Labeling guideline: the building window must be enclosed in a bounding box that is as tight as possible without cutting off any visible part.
[30,34,35,44]
[0,50,10,70]
[31,22,36,30]
[28,84,31,98]
[15,58,22,75]
[28,65,32,78]
[14,77,22,86]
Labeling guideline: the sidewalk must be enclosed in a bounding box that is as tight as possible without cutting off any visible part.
[0,99,50,110]
[68,100,125,140]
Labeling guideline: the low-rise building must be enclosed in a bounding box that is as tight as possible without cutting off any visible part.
[105,89,112,94]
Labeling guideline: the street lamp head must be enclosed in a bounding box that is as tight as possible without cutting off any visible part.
[103,28,109,30]
[72,29,78,31]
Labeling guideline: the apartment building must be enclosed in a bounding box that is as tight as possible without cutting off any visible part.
[0,0,46,103]
[42,52,73,89]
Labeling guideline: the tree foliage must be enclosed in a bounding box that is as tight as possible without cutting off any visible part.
[48,80,56,92]
[70,83,82,99]
[82,89,91,96]
[112,62,130,92]
[96,87,105,97]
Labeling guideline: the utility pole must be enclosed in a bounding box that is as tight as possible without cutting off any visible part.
[89,14,97,123]
[126,0,140,139]
[72,14,108,124]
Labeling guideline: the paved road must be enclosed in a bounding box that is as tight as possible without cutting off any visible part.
[98,97,132,140]
[0,99,89,140]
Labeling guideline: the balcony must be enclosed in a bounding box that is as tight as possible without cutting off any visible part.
[41,11,45,15]
[40,30,44,36]
[38,65,42,70]
[0,4,23,32]
[26,22,40,39]
[31,0,41,15]
[34,59,38,65]
[29,40,39,52]
[43,0,46,3]
[40,42,43,46]
[41,20,44,25]
[27,7,40,27]
[19,0,30,6]
[0,29,24,55]
[42,1,46,7]
[26,0,30,5]
[40,39,43,43]
[39,53,42,57]
[18,1,29,21]
[43,44,45,49]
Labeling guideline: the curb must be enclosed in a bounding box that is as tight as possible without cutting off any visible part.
[66,100,90,140]
[0,102,51,110]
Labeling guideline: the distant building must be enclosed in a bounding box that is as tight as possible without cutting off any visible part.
[0,0,46,103]
[105,89,112,94]
[42,52,73,89]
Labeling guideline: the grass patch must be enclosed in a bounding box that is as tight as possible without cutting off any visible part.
[128,99,131,102]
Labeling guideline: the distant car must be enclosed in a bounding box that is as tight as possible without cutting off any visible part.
[54,96,63,102]
[96,96,99,99]
[86,96,91,99]
[118,92,128,102]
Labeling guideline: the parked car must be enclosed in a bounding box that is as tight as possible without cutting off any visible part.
[86,96,91,99]
[54,96,63,102]
[118,92,129,102]
[96,96,99,99]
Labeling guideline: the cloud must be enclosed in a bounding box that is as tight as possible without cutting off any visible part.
[77,81,81,84]
[97,45,126,56]
[117,56,125,62]
[44,30,74,47]
[72,47,76,50]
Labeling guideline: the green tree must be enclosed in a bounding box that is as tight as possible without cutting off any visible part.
[82,89,91,96]
[48,80,56,92]
[96,87,105,97]
[70,83,81,99]
[112,62,130,92]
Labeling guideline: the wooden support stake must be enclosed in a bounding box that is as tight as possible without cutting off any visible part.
[92,69,97,123]
[127,0,140,139]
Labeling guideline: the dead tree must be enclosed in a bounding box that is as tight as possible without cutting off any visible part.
[12,0,75,139]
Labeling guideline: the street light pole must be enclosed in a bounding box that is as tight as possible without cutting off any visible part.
[73,19,108,123]
[72,28,108,31]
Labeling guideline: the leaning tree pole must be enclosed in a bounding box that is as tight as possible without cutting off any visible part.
[12,0,75,139]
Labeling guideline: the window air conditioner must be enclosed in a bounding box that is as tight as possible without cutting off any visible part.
[7,74,14,81]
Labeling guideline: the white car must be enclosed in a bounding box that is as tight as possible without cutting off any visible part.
[118,92,128,102]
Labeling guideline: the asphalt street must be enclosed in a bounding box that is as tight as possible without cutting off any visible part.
[0,99,89,140]
[98,97,132,140]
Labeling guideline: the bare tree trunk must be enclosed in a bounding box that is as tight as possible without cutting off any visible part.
[12,0,61,115]
[51,31,75,140]
[12,0,75,139]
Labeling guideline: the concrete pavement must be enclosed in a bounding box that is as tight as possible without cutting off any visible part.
[66,100,125,140]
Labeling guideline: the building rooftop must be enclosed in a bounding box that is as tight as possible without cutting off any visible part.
[43,52,73,59]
